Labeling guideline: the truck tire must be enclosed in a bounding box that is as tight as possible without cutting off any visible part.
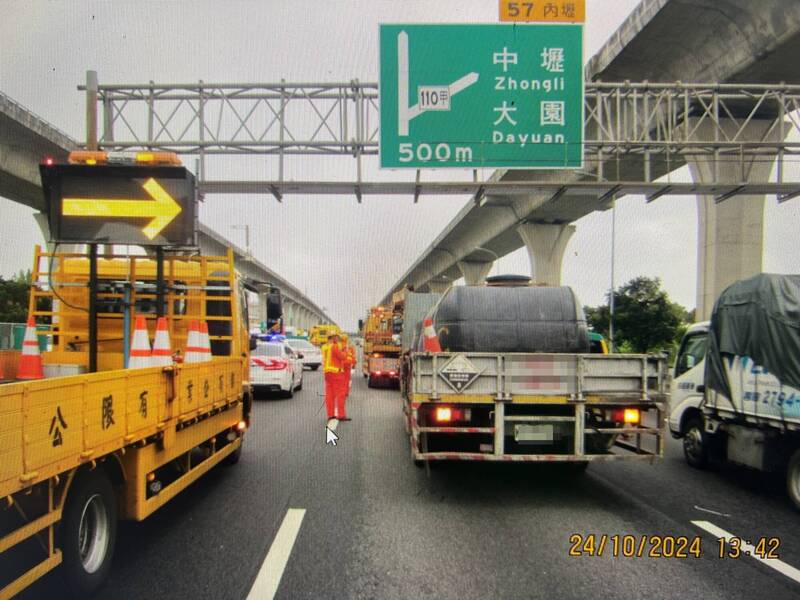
[682,416,708,469]
[367,376,374,388]
[60,469,118,597]
[223,442,243,466]
[786,449,800,510]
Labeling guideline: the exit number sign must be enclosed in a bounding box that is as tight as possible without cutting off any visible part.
[499,1,586,23]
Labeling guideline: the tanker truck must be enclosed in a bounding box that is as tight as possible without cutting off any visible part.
[401,277,669,467]
[669,274,800,509]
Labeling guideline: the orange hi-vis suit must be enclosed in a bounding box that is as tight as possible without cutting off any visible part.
[344,343,357,396]
[322,341,347,419]
[333,340,354,419]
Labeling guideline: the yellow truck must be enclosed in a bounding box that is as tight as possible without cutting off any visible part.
[309,324,340,347]
[0,244,253,597]
[361,306,401,387]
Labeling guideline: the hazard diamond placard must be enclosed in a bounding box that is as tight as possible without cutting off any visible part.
[439,354,482,392]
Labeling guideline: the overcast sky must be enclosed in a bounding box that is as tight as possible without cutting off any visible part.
[2,1,798,330]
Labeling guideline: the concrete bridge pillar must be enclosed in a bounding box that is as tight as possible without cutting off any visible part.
[516,223,576,286]
[283,301,294,328]
[426,280,452,294]
[257,292,269,326]
[686,118,788,320]
[457,260,493,285]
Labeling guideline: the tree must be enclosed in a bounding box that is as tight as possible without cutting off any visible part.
[0,272,31,323]
[585,276,690,354]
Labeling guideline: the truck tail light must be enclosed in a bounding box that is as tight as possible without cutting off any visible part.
[610,408,640,424]
[435,407,453,422]
[433,406,467,423]
[623,408,640,424]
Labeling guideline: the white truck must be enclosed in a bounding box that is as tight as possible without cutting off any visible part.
[401,283,669,467]
[669,274,800,508]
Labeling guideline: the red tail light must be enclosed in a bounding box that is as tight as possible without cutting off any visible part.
[433,406,465,423]
[609,408,640,424]
[251,357,289,370]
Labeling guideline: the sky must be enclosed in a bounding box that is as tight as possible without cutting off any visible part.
[1,0,799,330]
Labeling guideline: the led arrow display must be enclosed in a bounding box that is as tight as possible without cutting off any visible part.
[62,178,182,240]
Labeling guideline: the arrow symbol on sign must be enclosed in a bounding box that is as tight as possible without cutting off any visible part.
[62,178,182,240]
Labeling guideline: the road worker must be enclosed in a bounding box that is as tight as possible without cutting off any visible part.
[341,334,357,397]
[322,333,347,421]
[333,334,354,421]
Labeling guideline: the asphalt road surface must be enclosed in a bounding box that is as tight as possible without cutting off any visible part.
[19,369,800,599]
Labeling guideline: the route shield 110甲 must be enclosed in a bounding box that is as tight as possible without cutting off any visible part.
[379,24,583,169]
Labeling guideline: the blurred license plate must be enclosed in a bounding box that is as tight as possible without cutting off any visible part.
[514,424,553,442]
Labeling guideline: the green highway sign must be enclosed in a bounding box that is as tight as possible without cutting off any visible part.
[379,24,583,169]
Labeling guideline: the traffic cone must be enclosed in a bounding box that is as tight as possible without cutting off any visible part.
[17,317,44,380]
[151,317,173,367]
[184,320,204,364]
[422,317,442,353]
[199,321,212,362]
[129,315,152,369]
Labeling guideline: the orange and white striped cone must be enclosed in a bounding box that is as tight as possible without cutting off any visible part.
[17,317,44,380]
[129,315,152,369]
[422,317,442,353]
[184,320,204,364]
[151,317,173,367]
[199,321,212,362]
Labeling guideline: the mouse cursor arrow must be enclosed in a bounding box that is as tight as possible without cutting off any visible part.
[326,427,339,446]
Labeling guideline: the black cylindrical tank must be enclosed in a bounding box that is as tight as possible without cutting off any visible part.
[432,285,590,353]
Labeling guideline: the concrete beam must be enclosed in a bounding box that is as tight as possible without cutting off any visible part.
[516,223,576,286]
[686,118,788,319]
[457,260,493,286]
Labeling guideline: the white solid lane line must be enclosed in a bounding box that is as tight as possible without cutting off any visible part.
[248,508,306,600]
[692,520,800,585]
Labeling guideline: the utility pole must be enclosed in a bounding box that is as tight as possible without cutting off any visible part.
[609,197,616,353]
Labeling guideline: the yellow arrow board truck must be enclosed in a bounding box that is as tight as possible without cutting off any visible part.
[0,158,253,598]
[309,324,341,346]
[361,306,401,388]
[400,284,668,467]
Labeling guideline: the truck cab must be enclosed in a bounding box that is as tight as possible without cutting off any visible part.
[668,322,709,440]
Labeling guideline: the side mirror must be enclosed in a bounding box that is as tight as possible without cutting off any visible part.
[298,353,304,359]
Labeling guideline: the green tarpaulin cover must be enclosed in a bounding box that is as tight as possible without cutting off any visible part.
[705,274,800,399]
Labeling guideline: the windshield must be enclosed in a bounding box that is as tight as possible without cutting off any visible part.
[287,339,314,349]
[252,343,283,357]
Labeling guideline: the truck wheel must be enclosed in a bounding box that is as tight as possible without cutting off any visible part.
[223,442,243,466]
[786,450,800,510]
[682,417,708,469]
[367,376,374,388]
[60,469,117,597]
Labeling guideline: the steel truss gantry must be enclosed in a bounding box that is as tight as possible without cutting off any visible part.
[82,77,800,200]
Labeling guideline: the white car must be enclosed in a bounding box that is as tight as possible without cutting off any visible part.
[250,342,304,397]
[285,338,322,370]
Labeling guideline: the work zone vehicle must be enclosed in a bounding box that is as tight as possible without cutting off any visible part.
[670,274,800,509]
[1,203,253,593]
[360,305,401,387]
[400,285,668,466]
[309,324,341,346]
